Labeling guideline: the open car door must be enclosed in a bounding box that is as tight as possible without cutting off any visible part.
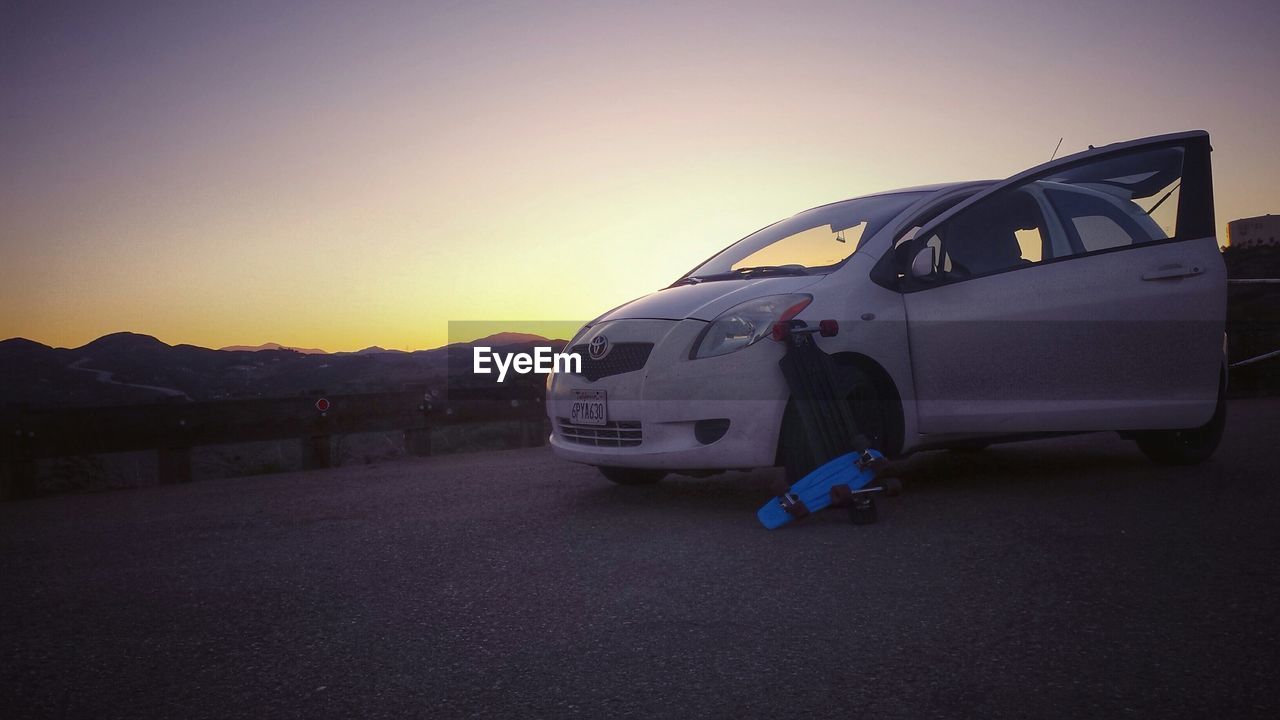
[899,131,1223,436]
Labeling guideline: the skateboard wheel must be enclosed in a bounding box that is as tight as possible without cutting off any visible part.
[770,321,791,342]
[829,484,854,507]
[848,497,877,525]
[880,477,903,497]
[819,319,839,337]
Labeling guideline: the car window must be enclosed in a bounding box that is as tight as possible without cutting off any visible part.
[903,141,1199,289]
[1045,145,1185,240]
[1014,227,1044,262]
[894,196,970,251]
[924,188,1049,278]
[896,135,1214,293]
[1045,187,1165,255]
[886,191,982,277]
[732,221,867,270]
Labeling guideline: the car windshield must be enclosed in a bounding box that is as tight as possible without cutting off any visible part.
[677,191,927,283]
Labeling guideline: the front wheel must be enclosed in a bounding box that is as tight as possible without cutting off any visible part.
[778,366,893,482]
[598,466,666,485]
[1134,381,1226,466]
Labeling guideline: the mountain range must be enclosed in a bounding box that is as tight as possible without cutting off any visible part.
[215,332,550,355]
[216,342,328,354]
[0,332,567,409]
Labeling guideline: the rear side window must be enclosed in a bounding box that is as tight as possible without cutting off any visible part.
[1046,189,1163,255]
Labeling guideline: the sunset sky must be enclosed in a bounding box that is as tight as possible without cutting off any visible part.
[2,0,1278,352]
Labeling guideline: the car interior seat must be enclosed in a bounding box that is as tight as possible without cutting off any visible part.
[944,192,1041,275]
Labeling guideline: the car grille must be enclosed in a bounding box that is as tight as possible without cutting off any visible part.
[557,419,643,447]
[569,342,654,381]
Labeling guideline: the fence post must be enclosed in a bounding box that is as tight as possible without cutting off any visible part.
[526,396,547,447]
[404,427,432,457]
[405,396,433,457]
[301,435,332,470]
[157,446,193,484]
[2,457,37,500]
[2,423,38,500]
[1,456,20,500]
[0,432,12,500]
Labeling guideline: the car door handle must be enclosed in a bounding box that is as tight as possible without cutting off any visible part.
[1141,263,1204,281]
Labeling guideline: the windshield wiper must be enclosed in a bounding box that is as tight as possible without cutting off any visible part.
[731,265,810,278]
[671,265,809,287]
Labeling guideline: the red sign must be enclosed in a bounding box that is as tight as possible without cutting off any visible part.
[315,398,331,413]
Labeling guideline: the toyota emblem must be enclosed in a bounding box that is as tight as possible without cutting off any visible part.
[588,335,611,360]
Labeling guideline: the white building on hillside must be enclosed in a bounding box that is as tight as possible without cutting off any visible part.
[1228,215,1280,248]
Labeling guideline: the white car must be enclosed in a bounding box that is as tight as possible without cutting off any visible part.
[547,131,1227,484]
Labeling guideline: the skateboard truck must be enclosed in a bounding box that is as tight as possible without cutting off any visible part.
[779,492,811,519]
[771,318,839,342]
[827,474,904,525]
[823,483,880,524]
[854,449,886,471]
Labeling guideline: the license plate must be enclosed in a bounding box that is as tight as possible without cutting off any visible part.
[570,389,607,426]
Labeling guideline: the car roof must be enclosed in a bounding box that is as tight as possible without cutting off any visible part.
[795,181,994,219]
[843,181,999,259]
[862,180,996,198]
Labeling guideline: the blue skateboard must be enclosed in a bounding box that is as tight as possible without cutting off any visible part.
[757,449,899,529]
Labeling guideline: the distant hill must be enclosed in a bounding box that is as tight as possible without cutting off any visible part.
[218,342,328,354]
[465,332,551,347]
[81,331,171,353]
[0,334,159,407]
[0,337,54,353]
[213,335,558,354]
[0,331,566,409]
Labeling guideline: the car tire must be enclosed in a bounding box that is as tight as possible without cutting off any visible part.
[845,366,890,454]
[779,366,890,483]
[598,466,666,485]
[1134,379,1226,466]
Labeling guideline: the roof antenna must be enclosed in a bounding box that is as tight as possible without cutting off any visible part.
[1049,137,1063,161]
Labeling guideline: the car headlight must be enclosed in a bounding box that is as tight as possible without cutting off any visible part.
[691,294,812,359]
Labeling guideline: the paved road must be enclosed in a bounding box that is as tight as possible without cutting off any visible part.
[66,358,192,400]
[3,401,1279,719]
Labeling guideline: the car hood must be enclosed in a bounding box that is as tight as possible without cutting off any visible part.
[594,275,825,323]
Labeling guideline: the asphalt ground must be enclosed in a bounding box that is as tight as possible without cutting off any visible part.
[2,400,1279,719]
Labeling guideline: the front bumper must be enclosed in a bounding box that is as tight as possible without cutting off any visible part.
[546,319,789,470]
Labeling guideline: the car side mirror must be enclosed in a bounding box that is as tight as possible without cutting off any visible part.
[910,246,937,279]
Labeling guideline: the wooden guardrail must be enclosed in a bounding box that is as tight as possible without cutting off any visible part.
[0,388,548,500]
[1227,280,1280,387]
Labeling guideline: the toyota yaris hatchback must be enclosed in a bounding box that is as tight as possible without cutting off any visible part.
[547,131,1227,484]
